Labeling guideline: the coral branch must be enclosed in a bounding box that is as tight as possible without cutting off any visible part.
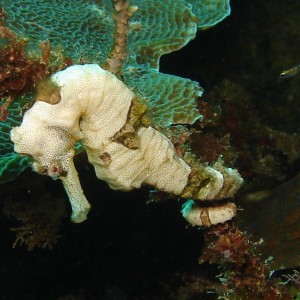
[104,0,138,75]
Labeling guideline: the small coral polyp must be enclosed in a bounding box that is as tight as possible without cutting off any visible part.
[11,64,242,225]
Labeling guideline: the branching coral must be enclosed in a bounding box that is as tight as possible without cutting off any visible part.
[104,0,138,75]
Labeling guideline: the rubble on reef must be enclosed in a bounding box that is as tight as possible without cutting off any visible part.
[200,223,292,299]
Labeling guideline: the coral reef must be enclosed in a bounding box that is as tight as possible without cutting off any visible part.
[184,0,300,270]
[0,0,299,298]
[0,0,230,129]
[0,10,69,120]
[0,37,51,119]
[186,0,230,28]
[200,223,292,299]
[0,0,231,184]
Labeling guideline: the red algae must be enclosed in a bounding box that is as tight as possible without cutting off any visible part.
[0,7,72,121]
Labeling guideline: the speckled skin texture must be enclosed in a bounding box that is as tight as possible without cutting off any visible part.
[11,64,192,222]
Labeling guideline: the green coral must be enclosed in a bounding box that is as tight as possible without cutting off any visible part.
[0,0,230,182]
[125,70,203,126]
[0,100,30,183]
[1,0,114,63]
[187,0,231,28]
[0,153,29,184]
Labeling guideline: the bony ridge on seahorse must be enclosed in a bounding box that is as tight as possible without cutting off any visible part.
[10,64,243,226]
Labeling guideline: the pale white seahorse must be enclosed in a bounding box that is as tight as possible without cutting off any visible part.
[11,64,242,225]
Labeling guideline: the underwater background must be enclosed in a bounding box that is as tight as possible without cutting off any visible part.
[0,0,300,299]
